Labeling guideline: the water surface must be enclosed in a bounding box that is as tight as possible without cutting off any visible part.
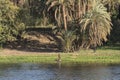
[0,63,120,80]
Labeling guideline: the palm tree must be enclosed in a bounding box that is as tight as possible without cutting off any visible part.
[80,0,112,48]
[46,0,112,51]
[101,0,120,13]
[74,0,89,19]
[46,0,74,31]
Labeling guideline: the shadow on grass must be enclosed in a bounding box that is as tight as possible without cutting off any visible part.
[98,44,120,50]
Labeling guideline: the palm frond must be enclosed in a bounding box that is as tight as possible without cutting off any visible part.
[80,0,112,47]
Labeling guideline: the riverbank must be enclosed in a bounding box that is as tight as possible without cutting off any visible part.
[0,48,120,65]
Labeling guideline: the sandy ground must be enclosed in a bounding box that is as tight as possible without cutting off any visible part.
[0,31,61,56]
[0,49,60,56]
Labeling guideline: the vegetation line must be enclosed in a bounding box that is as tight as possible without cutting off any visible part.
[0,49,120,64]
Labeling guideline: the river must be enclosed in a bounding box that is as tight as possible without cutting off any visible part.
[0,63,119,80]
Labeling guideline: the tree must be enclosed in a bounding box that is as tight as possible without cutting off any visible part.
[46,0,112,52]
[0,0,25,44]
[74,0,90,19]
[79,0,112,48]
[46,0,74,31]
[101,0,120,11]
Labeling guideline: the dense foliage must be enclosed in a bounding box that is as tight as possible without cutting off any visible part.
[1,0,120,52]
[0,0,18,43]
[46,0,112,51]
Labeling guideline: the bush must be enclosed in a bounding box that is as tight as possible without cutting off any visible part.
[0,0,25,44]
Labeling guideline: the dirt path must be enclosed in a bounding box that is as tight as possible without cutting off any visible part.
[0,48,60,56]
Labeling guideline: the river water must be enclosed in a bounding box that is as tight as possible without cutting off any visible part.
[0,63,119,80]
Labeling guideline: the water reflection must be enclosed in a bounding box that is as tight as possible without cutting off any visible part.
[0,63,119,80]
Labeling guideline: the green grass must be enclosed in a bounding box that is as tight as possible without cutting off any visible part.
[0,47,120,65]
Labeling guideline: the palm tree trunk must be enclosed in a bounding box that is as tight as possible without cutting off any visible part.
[78,0,81,18]
[62,5,67,31]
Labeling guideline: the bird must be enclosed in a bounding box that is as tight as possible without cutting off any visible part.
[55,54,61,62]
